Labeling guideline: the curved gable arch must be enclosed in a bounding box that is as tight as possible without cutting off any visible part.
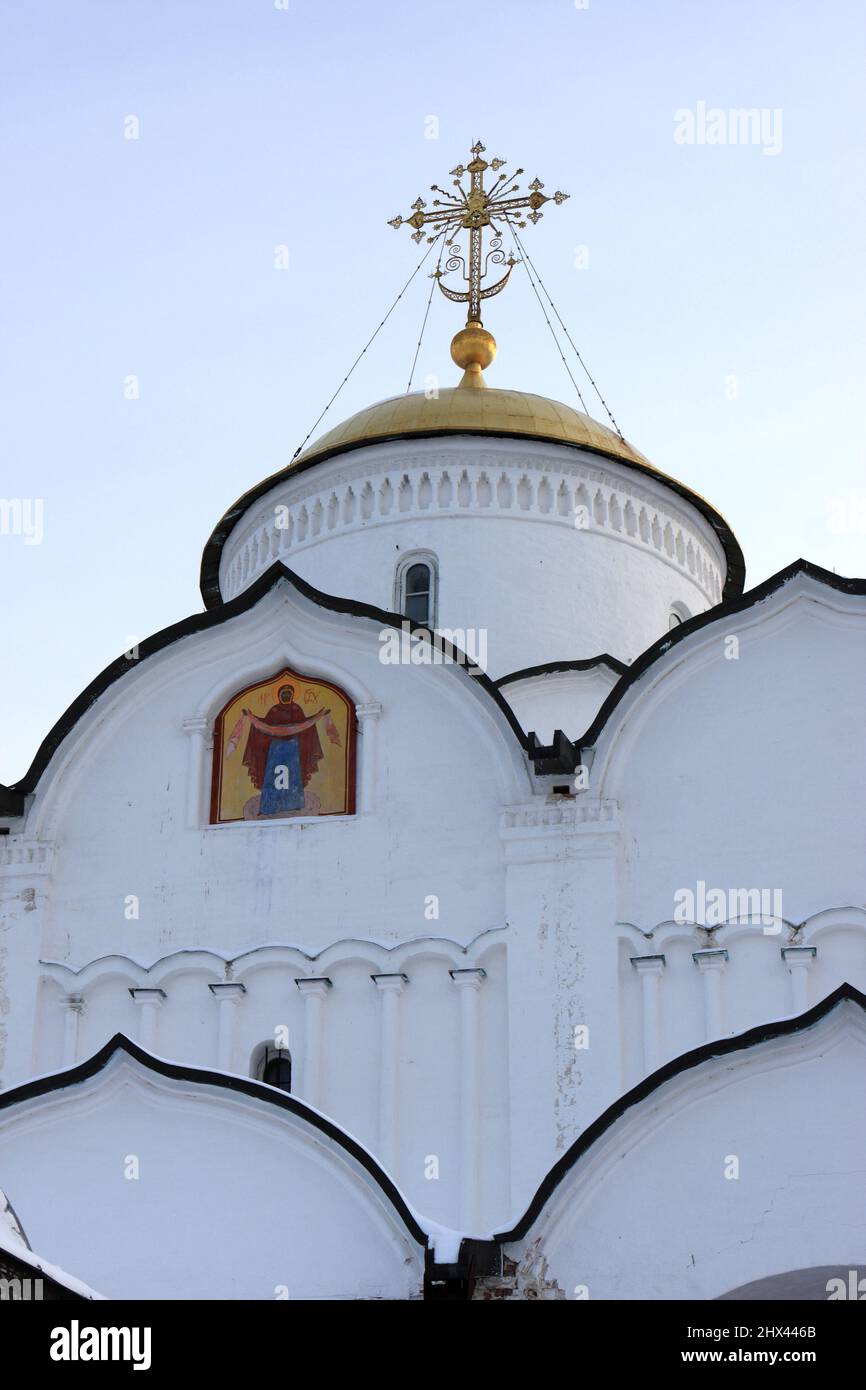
[581,561,866,797]
[6,564,534,840]
[492,985,866,1301]
[0,1034,429,1299]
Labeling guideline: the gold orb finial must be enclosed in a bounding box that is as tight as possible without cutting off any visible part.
[451,320,496,389]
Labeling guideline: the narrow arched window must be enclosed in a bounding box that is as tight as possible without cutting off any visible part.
[259,1045,292,1093]
[404,563,431,623]
[395,553,438,627]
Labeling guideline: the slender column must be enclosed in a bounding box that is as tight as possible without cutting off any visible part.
[631,954,666,1074]
[129,988,166,1052]
[295,977,332,1107]
[208,982,247,1072]
[692,948,729,1041]
[182,715,210,827]
[355,703,382,814]
[450,967,486,1231]
[61,994,86,1066]
[371,973,408,1173]
[782,946,817,1015]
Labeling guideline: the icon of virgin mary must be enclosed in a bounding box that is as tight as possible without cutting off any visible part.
[239,684,331,816]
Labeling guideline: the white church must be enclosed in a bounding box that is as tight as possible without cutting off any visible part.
[1,145,865,1302]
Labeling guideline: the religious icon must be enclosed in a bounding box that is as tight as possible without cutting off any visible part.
[210,669,356,822]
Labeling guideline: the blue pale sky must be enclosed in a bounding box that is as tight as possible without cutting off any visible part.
[2,0,864,782]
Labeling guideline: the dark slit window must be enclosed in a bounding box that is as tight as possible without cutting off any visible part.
[404,562,432,625]
[260,1046,292,1093]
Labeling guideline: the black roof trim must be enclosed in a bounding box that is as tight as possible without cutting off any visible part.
[500,657,627,774]
[572,559,866,764]
[0,562,533,803]
[4,560,862,809]
[526,729,580,776]
[198,427,747,610]
[0,1032,429,1249]
[493,981,866,1243]
[494,655,628,689]
[0,786,24,816]
[0,1240,94,1299]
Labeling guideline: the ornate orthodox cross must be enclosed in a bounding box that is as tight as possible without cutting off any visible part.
[389,140,569,325]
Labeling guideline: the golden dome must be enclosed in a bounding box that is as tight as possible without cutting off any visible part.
[294,384,653,472]
[201,373,746,611]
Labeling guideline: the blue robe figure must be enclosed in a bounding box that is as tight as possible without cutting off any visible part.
[260,735,304,814]
[242,684,327,818]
